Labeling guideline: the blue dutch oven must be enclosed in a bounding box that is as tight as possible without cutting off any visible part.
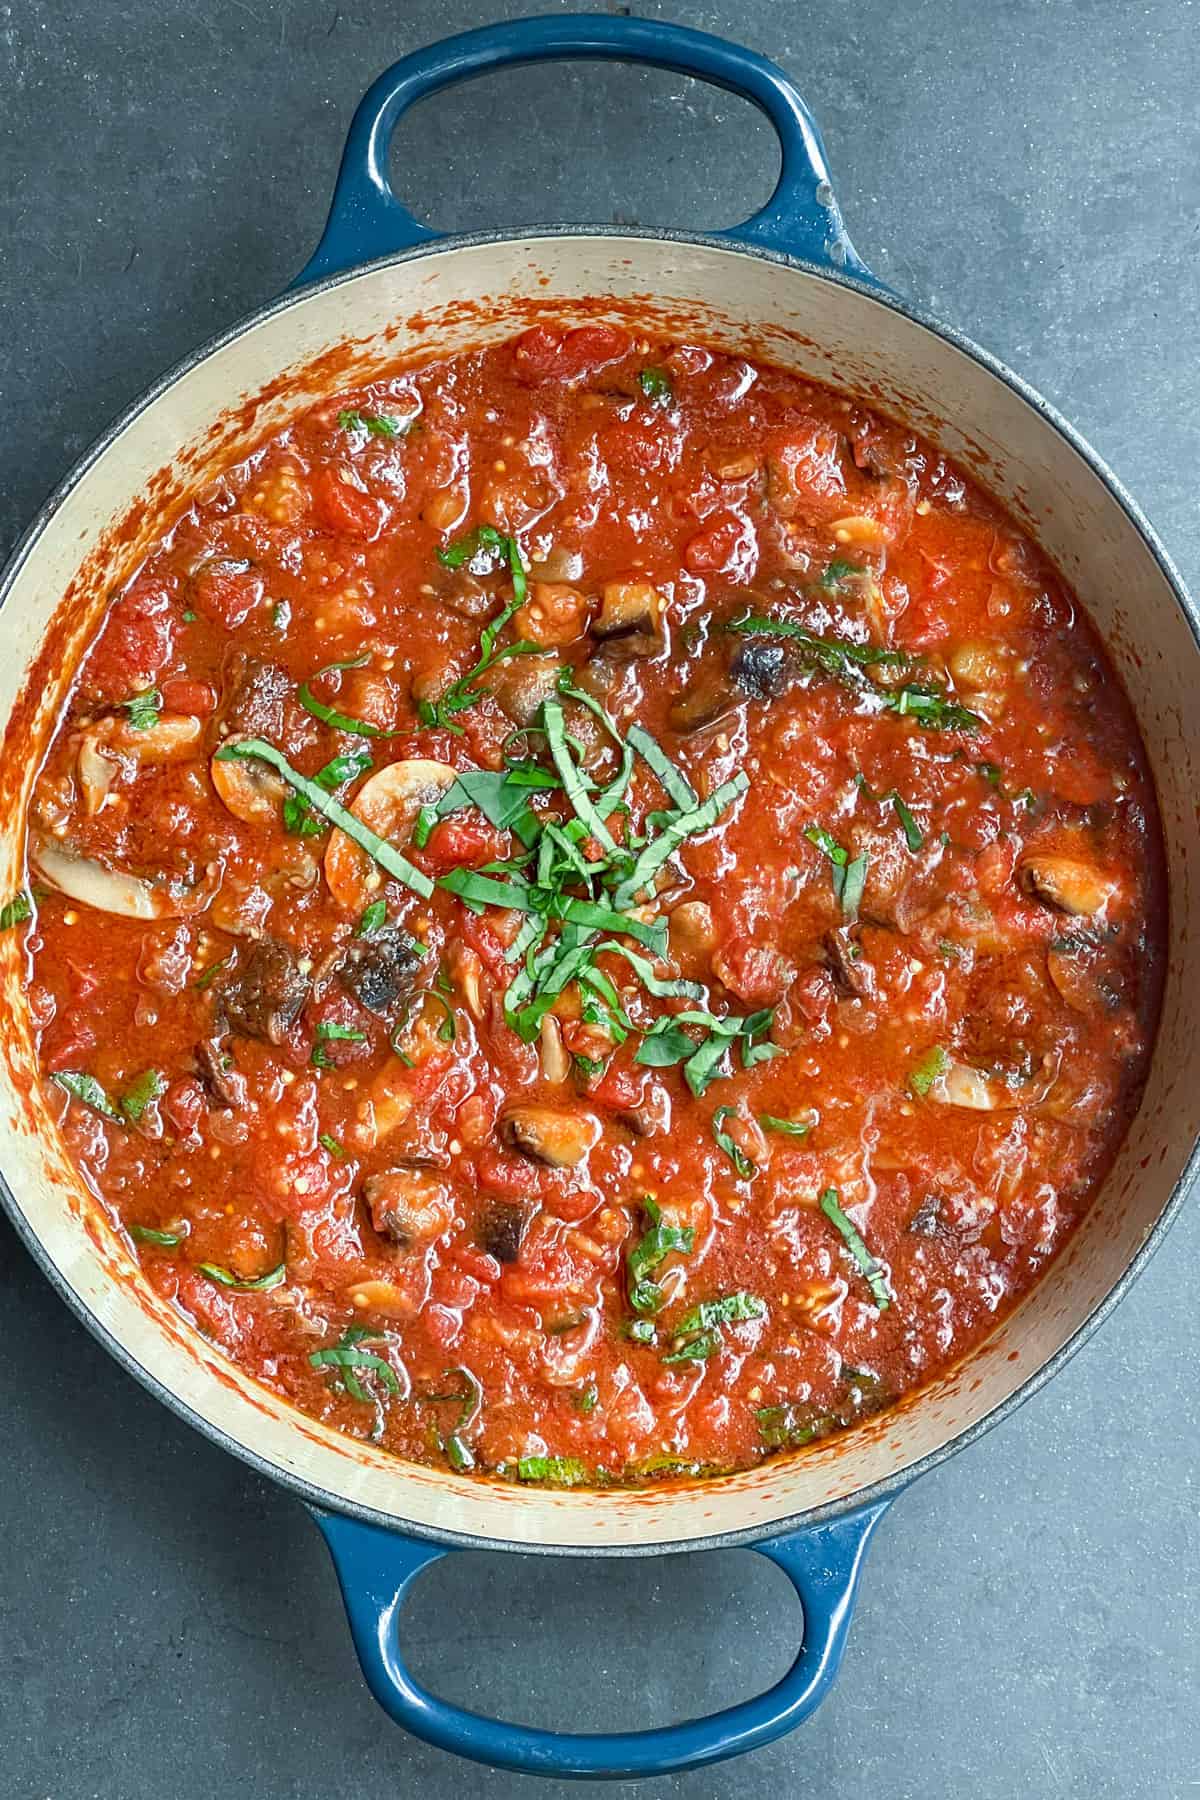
[0,14,1196,1783]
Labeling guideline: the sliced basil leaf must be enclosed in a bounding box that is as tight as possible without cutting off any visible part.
[200,1260,287,1292]
[819,1187,890,1310]
[53,1070,120,1121]
[712,1106,755,1178]
[908,1045,949,1099]
[298,654,394,738]
[120,1068,166,1124]
[0,891,33,930]
[612,772,748,909]
[516,1455,589,1486]
[124,687,162,731]
[131,1224,184,1247]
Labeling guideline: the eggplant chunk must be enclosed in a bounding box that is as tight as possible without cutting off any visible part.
[366,1168,454,1248]
[338,926,424,1017]
[499,1104,601,1167]
[592,580,665,656]
[1018,854,1116,919]
[194,1037,246,1109]
[487,652,563,726]
[730,639,793,700]
[478,1197,533,1264]
[217,938,310,1044]
[669,665,741,733]
[822,928,873,1000]
[220,653,291,741]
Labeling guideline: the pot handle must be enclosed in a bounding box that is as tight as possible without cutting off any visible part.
[310,1496,891,1779]
[294,15,878,287]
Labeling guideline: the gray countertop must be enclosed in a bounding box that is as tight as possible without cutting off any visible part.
[1,3,1198,1795]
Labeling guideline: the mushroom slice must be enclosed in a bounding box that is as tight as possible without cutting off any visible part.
[31,835,218,921]
[592,580,665,655]
[77,713,203,815]
[499,1104,601,1167]
[211,734,288,826]
[324,759,456,911]
[1018,854,1117,919]
[365,1168,454,1248]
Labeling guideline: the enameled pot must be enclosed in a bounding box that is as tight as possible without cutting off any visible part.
[1,17,1196,1782]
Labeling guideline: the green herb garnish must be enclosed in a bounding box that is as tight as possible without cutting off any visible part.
[120,1069,166,1124]
[419,587,538,734]
[318,1132,346,1157]
[626,1197,695,1315]
[131,1224,184,1248]
[298,654,394,739]
[759,1112,814,1137]
[907,1045,949,1099]
[729,612,909,677]
[575,1382,599,1415]
[0,891,33,930]
[194,954,231,990]
[891,795,924,851]
[200,1260,287,1293]
[338,408,403,438]
[284,746,374,837]
[357,898,387,937]
[712,1106,755,1178]
[53,1070,120,1120]
[820,558,865,589]
[517,1455,589,1486]
[804,825,867,918]
[312,1019,367,1069]
[757,1403,836,1449]
[661,1291,766,1364]
[310,1325,403,1398]
[818,1187,890,1310]
[612,772,748,908]
[124,687,161,731]
[638,366,674,406]
[271,600,291,631]
[886,685,981,731]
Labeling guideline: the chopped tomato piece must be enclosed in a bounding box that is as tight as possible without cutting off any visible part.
[192,562,265,631]
[80,575,176,700]
[422,817,508,873]
[312,469,387,540]
[159,676,217,716]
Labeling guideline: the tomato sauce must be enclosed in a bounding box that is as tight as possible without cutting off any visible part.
[17,323,1165,1485]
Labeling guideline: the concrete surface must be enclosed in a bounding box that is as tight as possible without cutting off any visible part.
[1,1,1198,1795]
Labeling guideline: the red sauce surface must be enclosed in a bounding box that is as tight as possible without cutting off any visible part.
[19,324,1165,1485]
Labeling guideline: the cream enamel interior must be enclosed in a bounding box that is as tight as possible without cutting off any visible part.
[1,235,1196,1550]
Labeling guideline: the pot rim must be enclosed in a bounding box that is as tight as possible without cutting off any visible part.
[1,223,1196,1557]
